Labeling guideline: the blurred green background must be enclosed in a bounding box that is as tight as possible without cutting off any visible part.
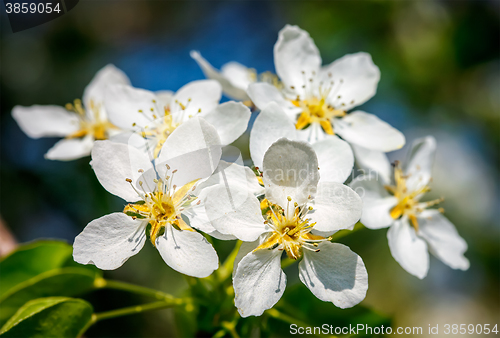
[1,1,499,337]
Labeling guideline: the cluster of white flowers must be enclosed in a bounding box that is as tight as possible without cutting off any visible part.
[13,24,469,316]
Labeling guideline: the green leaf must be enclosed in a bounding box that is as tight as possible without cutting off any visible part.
[0,241,72,299]
[0,297,93,338]
[0,267,98,327]
[0,240,101,299]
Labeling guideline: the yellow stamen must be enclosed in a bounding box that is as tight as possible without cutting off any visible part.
[260,198,269,211]
[295,112,311,130]
[386,163,442,232]
[319,120,334,135]
[64,98,117,141]
[122,178,199,246]
[292,96,345,134]
[254,201,327,260]
[152,112,179,158]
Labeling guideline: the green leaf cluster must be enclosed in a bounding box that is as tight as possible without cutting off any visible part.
[0,241,99,337]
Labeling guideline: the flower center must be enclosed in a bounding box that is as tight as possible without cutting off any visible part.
[385,163,443,231]
[136,100,200,158]
[150,112,179,158]
[65,99,117,140]
[286,71,349,135]
[123,168,200,246]
[256,197,328,260]
[292,96,345,135]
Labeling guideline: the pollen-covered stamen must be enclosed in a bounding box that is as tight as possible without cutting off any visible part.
[290,71,346,135]
[122,171,200,246]
[65,98,117,140]
[253,167,264,187]
[133,101,180,158]
[174,97,195,122]
[385,162,444,231]
[255,196,329,260]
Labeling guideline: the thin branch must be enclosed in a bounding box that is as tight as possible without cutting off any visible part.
[94,278,175,301]
[93,299,184,322]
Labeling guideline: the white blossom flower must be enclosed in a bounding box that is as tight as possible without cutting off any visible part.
[250,102,355,184]
[247,25,405,159]
[204,138,366,317]
[190,51,281,102]
[350,136,470,279]
[104,79,251,158]
[73,117,223,278]
[12,65,130,161]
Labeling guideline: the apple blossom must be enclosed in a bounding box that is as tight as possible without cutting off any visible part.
[12,64,130,161]
[350,136,469,279]
[204,138,366,317]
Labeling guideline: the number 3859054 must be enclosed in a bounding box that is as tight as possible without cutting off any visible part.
[5,2,62,14]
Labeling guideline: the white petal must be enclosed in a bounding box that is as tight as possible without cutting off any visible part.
[105,84,159,130]
[249,101,297,169]
[320,53,380,111]
[83,64,131,110]
[12,105,80,138]
[335,111,405,152]
[181,161,244,241]
[418,210,469,270]
[274,25,321,96]
[351,144,392,185]
[403,136,437,192]
[387,218,429,279]
[155,90,174,108]
[206,230,237,241]
[204,184,267,241]
[363,198,397,230]
[350,174,390,200]
[296,122,329,144]
[312,137,354,184]
[234,248,286,317]
[201,101,251,145]
[155,226,219,278]
[233,239,260,276]
[246,83,299,118]
[171,80,221,122]
[181,200,236,241]
[349,175,397,229]
[73,212,146,270]
[220,62,254,91]
[156,117,222,188]
[299,242,368,309]
[190,51,250,101]
[91,140,153,202]
[109,130,154,153]
[45,134,94,161]
[309,182,362,234]
[262,138,319,208]
[196,159,263,197]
